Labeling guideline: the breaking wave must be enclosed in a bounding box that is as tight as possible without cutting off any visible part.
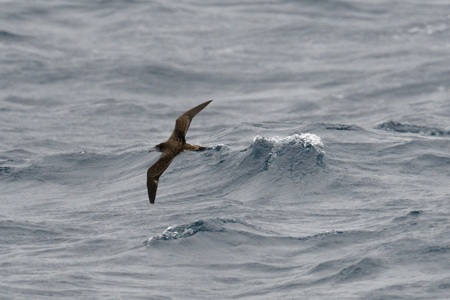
[240,133,325,175]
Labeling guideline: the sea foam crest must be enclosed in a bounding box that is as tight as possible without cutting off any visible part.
[145,218,269,245]
[146,218,242,243]
[149,220,212,241]
[253,133,323,150]
[252,133,324,167]
[206,144,229,151]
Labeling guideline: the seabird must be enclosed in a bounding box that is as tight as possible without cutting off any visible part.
[147,100,213,204]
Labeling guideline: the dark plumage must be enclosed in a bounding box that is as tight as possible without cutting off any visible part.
[147,100,212,204]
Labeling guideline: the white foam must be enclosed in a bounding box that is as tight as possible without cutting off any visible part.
[251,134,325,169]
[253,133,324,151]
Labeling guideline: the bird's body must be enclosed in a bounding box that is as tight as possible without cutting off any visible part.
[147,100,212,204]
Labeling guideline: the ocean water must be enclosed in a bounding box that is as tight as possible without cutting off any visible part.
[1,0,450,299]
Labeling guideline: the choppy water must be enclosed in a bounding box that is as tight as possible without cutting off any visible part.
[1,0,450,299]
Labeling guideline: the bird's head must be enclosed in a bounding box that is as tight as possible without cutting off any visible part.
[149,143,164,153]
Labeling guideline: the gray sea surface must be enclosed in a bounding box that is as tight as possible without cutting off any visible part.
[1,0,450,299]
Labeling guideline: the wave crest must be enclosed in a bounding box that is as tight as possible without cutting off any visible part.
[247,133,325,172]
[252,133,324,156]
[146,218,265,244]
[377,121,450,136]
[148,219,223,242]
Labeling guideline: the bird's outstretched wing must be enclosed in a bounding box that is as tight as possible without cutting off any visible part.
[147,152,175,204]
[169,100,212,141]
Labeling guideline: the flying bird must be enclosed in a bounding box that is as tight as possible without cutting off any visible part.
[147,100,213,204]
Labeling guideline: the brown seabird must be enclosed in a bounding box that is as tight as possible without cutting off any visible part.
[147,100,213,204]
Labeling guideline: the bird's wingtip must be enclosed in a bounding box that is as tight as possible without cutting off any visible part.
[147,176,158,204]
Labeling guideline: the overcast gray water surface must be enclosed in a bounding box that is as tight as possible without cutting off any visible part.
[1,1,450,299]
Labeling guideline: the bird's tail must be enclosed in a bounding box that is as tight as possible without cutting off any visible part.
[183,144,206,151]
